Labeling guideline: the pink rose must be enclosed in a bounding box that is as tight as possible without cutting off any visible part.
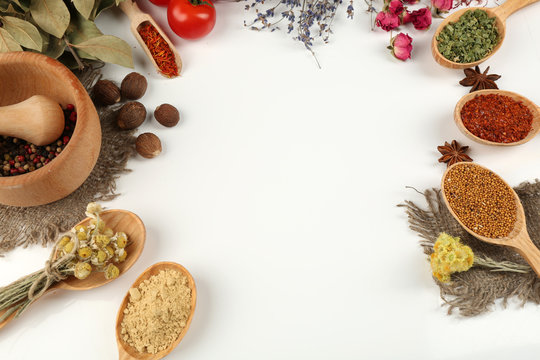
[389,32,412,61]
[375,11,400,32]
[403,7,432,30]
[388,0,404,16]
[432,0,453,11]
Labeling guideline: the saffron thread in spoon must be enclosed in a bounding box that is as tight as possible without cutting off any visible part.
[137,22,179,78]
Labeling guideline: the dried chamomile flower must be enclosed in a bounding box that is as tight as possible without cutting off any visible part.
[74,262,92,280]
[58,236,71,249]
[86,202,103,216]
[77,231,88,241]
[116,232,128,248]
[90,218,106,232]
[78,247,92,260]
[105,264,120,280]
[104,227,114,237]
[117,249,127,263]
[92,250,108,266]
[63,240,75,254]
[94,234,111,248]
[105,245,115,258]
[75,225,88,233]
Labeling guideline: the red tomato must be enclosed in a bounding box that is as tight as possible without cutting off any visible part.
[149,0,170,7]
[167,0,216,40]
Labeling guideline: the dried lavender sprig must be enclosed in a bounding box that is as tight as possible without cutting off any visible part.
[244,0,353,56]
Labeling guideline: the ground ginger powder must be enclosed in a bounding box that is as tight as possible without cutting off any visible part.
[120,269,192,354]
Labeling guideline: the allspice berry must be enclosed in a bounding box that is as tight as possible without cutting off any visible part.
[154,104,180,127]
[117,102,147,130]
[121,72,148,100]
[136,133,162,159]
[93,80,121,105]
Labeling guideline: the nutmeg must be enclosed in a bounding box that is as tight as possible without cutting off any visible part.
[93,80,121,105]
[121,72,148,100]
[154,104,179,127]
[117,102,147,130]
[136,133,162,159]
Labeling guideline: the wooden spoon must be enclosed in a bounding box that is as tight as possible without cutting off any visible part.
[116,262,197,360]
[0,209,146,330]
[0,95,64,146]
[119,0,182,78]
[454,89,540,146]
[431,0,540,69]
[441,162,540,276]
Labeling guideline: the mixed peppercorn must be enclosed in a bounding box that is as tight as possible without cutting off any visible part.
[0,104,75,177]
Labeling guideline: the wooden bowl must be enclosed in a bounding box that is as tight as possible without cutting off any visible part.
[0,52,101,206]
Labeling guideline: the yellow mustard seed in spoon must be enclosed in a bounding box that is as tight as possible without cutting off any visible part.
[443,163,517,238]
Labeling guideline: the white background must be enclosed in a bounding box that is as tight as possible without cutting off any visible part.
[2,0,540,358]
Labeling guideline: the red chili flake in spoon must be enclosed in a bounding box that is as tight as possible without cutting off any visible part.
[460,94,533,143]
[137,22,179,78]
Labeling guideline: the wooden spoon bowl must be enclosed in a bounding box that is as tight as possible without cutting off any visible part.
[432,0,539,69]
[0,209,146,329]
[454,89,540,146]
[0,52,101,206]
[441,162,540,277]
[116,262,197,360]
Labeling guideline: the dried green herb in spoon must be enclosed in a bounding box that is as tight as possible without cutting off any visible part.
[437,10,499,63]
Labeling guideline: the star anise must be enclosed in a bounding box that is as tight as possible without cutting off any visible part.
[459,66,501,93]
[437,140,473,167]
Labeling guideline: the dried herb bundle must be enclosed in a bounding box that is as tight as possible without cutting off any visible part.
[0,0,133,69]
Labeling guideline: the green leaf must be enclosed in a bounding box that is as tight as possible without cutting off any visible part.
[0,27,23,52]
[67,12,102,44]
[42,33,66,58]
[71,34,132,68]
[66,13,101,59]
[2,16,42,50]
[72,0,94,19]
[30,0,70,38]
[89,0,114,20]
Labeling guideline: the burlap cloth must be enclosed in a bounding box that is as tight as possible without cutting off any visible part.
[401,182,540,316]
[0,65,136,255]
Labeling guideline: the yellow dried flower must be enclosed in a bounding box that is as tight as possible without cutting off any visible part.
[78,247,92,260]
[58,236,71,248]
[74,262,92,280]
[77,231,88,241]
[116,233,128,248]
[92,250,107,265]
[75,225,88,233]
[86,202,103,215]
[105,264,120,280]
[94,235,111,248]
[90,218,106,232]
[118,249,127,262]
[63,240,75,254]
[105,245,115,258]
[104,227,114,237]
[430,233,474,283]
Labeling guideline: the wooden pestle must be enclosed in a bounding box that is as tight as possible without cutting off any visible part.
[0,95,65,146]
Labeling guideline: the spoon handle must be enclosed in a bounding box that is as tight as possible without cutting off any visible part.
[493,0,540,21]
[512,232,540,277]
